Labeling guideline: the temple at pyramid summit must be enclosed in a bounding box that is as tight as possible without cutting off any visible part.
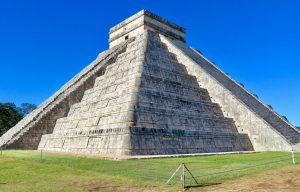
[1,10,300,155]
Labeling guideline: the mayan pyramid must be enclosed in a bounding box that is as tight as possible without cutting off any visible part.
[1,10,300,155]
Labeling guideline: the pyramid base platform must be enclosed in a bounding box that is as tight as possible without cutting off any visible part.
[38,127,253,156]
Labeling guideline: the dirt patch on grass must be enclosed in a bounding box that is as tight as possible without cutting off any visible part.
[71,165,300,192]
[71,180,171,192]
[197,165,300,192]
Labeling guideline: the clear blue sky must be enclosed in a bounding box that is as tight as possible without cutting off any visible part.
[0,0,299,126]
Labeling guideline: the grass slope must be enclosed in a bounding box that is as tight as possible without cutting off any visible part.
[0,150,298,191]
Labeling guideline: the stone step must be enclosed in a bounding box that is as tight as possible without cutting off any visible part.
[68,86,217,126]
[273,128,300,143]
[53,110,134,132]
[116,49,144,62]
[135,104,228,121]
[140,74,202,93]
[99,59,196,88]
[135,104,238,132]
[129,126,252,155]
[68,91,137,118]
[145,59,188,74]
[104,59,142,76]
[91,73,203,100]
[146,50,178,62]
[142,65,199,87]
[135,101,224,118]
[134,119,237,133]
[137,100,223,117]
[52,123,133,136]
[130,126,244,137]
[95,66,142,88]
[69,87,138,114]
[145,53,178,65]
[66,88,219,130]
[139,87,211,103]
[135,107,236,130]
[137,98,221,117]
[88,76,140,99]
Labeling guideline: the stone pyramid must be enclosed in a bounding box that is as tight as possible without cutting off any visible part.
[1,10,299,155]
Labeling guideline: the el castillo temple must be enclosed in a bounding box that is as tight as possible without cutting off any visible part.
[1,10,300,156]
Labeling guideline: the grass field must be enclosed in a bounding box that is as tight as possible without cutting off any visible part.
[0,150,298,191]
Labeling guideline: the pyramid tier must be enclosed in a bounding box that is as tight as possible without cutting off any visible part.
[130,127,253,155]
[39,126,252,155]
[93,70,202,98]
[95,61,200,91]
[140,74,205,96]
[53,102,135,132]
[134,106,237,132]
[38,128,132,155]
[145,58,189,74]
[137,89,219,114]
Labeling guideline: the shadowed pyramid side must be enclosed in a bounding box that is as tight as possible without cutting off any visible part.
[160,34,300,151]
[128,31,253,155]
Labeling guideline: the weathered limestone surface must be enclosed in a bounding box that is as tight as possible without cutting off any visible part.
[129,32,252,154]
[2,10,299,155]
[160,35,300,151]
[0,38,134,149]
[38,32,148,155]
[38,30,253,155]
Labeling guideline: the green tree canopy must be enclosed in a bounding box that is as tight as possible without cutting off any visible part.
[17,103,37,116]
[0,103,23,136]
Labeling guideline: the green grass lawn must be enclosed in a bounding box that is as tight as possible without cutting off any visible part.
[0,150,298,191]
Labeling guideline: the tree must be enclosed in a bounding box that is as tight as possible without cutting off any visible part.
[17,103,37,116]
[0,103,23,136]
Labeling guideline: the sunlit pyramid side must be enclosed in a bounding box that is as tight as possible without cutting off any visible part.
[1,10,299,156]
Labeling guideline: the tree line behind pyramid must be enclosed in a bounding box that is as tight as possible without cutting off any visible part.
[0,103,36,136]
